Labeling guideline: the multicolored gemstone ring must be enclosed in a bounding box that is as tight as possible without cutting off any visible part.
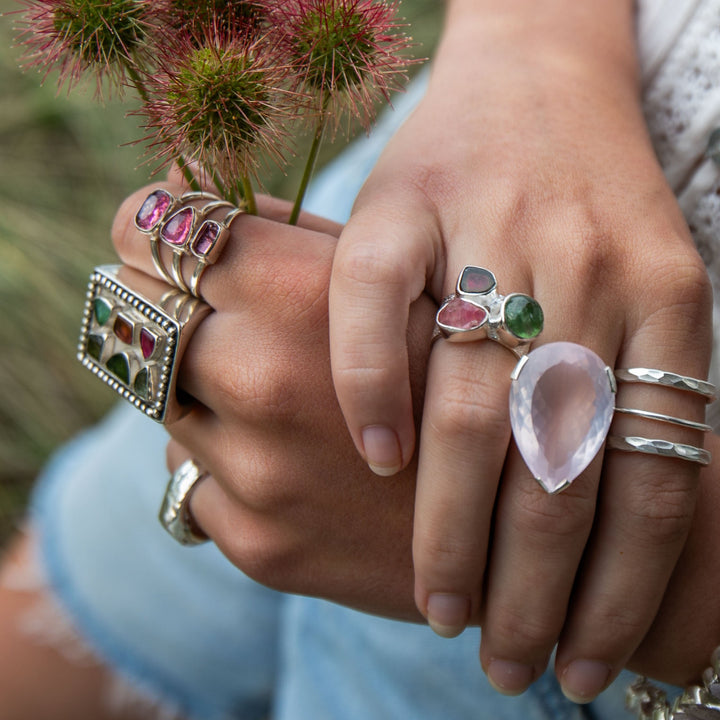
[77,264,211,424]
[435,265,544,356]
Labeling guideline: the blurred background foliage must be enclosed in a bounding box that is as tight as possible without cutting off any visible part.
[0,0,442,542]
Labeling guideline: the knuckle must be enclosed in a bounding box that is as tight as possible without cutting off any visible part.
[430,383,508,444]
[335,238,411,294]
[490,605,560,653]
[414,533,484,589]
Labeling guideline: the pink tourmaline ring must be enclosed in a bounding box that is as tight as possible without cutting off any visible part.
[77,264,211,424]
[435,265,544,356]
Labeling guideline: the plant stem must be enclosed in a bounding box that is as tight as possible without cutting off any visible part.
[125,61,202,192]
[288,109,327,226]
[241,177,257,215]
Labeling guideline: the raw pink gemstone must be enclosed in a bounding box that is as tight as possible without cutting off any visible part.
[509,341,614,493]
[161,207,195,247]
[135,190,172,231]
[437,297,488,331]
[140,328,157,360]
[192,220,220,257]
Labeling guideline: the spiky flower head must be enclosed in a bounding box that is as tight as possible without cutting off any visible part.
[138,24,299,185]
[269,0,413,129]
[154,0,266,37]
[15,0,155,93]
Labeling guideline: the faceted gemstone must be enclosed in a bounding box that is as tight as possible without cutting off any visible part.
[113,315,134,344]
[135,189,173,231]
[459,266,496,295]
[504,294,544,339]
[140,327,157,360]
[437,297,488,331]
[191,220,220,257]
[106,353,131,384]
[160,207,195,247]
[87,333,104,360]
[509,342,614,493]
[134,367,151,400]
[93,297,113,326]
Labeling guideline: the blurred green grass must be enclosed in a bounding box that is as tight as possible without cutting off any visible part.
[0,0,441,542]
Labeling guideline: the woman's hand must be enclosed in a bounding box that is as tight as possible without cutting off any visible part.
[328,0,713,700]
[112,179,435,620]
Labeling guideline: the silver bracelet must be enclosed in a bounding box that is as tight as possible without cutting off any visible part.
[627,649,720,719]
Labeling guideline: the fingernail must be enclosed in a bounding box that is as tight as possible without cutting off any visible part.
[426,593,470,638]
[560,660,611,704]
[362,425,402,476]
[487,659,535,695]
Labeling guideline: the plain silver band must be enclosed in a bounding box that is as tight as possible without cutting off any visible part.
[614,406,712,432]
[615,368,716,401]
[159,459,210,546]
[607,435,711,466]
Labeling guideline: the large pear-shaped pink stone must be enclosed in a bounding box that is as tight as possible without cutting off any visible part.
[509,342,614,493]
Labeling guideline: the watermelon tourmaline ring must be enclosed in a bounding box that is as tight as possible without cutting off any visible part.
[434,265,544,356]
[77,264,211,424]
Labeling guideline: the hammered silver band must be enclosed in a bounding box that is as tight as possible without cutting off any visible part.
[615,368,716,401]
[607,435,711,466]
[159,459,210,546]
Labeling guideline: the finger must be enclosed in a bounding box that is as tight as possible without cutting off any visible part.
[329,195,440,475]
[112,186,337,310]
[555,259,712,702]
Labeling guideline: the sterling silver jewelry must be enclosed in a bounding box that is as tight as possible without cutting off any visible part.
[627,648,720,719]
[77,265,211,423]
[159,459,210,546]
[607,435,711,466]
[614,406,712,432]
[434,265,544,357]
[615,368,716,402]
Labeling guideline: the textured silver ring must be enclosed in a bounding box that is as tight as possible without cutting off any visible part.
[615,368,716,401]
[614,406,712,433]
[159,459,210,546]
[434,265,544,357]
[607,435,711,466]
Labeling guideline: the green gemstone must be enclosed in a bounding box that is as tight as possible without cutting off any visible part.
[106,353,130,384]
[93,297,113,326]
[504,295,544,339]
[87,333,104,360]
[134,367,150,400]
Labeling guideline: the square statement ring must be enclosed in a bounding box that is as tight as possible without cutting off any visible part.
[77,265,211,424]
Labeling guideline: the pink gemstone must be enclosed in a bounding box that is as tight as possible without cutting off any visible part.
[161,207,195,247]
[437,297,488,331]
[135,190,172,231]
[192,220,220,257]
[140,328,157,360]
[459,266,496,294]
[509,342,615,493]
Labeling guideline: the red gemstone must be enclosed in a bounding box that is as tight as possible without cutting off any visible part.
[459,266,495,294]
[437,297,488,330]
[191,220,220,257]
[140,328,157,360]
[135,190,172,231]
[113,315,134,344]
[161,207,195,247]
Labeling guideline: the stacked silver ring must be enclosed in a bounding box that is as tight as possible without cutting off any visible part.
[159,458,210,546]
[134,189,244,298]
[610,367,716,466]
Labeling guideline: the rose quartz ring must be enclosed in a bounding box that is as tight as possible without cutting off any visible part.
[435,266,544,357]
[134,189,243,298]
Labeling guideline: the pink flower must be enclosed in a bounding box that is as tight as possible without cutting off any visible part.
[15,0,156,94]
[137,23,300,186]
[268,0,414,129]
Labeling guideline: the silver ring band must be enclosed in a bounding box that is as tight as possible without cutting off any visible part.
[607,435,711,466]
[615,368,716,401]
[159,459,210,546]
[614,406,712,432]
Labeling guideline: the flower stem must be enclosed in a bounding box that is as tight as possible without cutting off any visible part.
[289,111,327,226]
[125,61,202,193]
[241,177,257,215]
